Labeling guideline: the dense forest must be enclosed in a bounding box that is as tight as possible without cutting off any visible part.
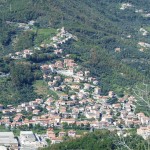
[0,0,150,102]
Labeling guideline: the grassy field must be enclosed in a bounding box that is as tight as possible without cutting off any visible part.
[33,80,50,97]
[33,80,59,100]
[33,28,57,45]
[37,28,57,36]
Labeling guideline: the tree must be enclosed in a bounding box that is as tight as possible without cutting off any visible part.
[115,83,150,150]
[133,83,150,117]
[107,97,118,105]
[90,48,99,65]
[14,31,35,51]
[10,62,34,87]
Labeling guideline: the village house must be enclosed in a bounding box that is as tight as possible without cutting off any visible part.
[41,64,52,75]
[71,113,78,119]
[43,74,53,80]
[48,81,54,87]
[93,80,99,85]
[76,120,89,126]
[54,87,62,91]
[108,91,115,98]
[61,118,76,124]
[64,59,77,68]
[25,106,33,112]
[59,93,69,100]
[44,97,54,106]
[13,115,22,122]
[70,84,80,90]
[133,120,141,126]
[137,126,150,140]
[53,115,61,124]
[84,83,91,90]
[78,100,87,105]
[35,98,44,104]
[59,107,67,113]
[22,49,33,58]
[120,110,127,119]
[85,112,96,119]
[54,49,63,55]
[29,101,38,107]
[136,112,145,120]
[124,119,134,127]
[59,131,66,137]
[51,137,63,144]
[94,87,101,95]
[70,95,77,100]
[76,71,84,77]
[2,109,16,115]
[64,77,73,83]
[47,128,56,139]
[15,51,22,56]
[78,92,87,100]
[112,103,122,111]
[72,107,80,113]
[32,109,40,115]
[140,116,150,125]
[89,121,100,128]
[55,61,64,69]
[73,77,81,83]
[46,106,53,112]
[84,71,90,77]
[124,103,132,112]
[101,115,113,124]
[68,130,76,137]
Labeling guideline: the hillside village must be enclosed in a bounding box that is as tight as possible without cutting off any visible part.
[0,27,149,150]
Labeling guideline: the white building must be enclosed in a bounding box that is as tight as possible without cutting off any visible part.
[0,132,18,149]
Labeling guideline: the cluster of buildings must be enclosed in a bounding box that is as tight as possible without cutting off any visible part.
[120,2,150,19]
[0,128,85,149]
[52,27,77,45]
[6,20,35,31]
[120,3,133,10]
[40,27,77,48]
[137,125,150,140]
[0,132,18,150]
[40,51,150,140]
[138,42,150,48]
[139,28,148,36]
[0,26,149,149]
[138,41,150,52]
[0,131,47,150]
[46,128,82,144]
[8,49,33,60]
[134,6,150,18]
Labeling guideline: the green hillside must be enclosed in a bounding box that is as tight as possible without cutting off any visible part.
[43,130,148,150]
[0,0,150,100]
